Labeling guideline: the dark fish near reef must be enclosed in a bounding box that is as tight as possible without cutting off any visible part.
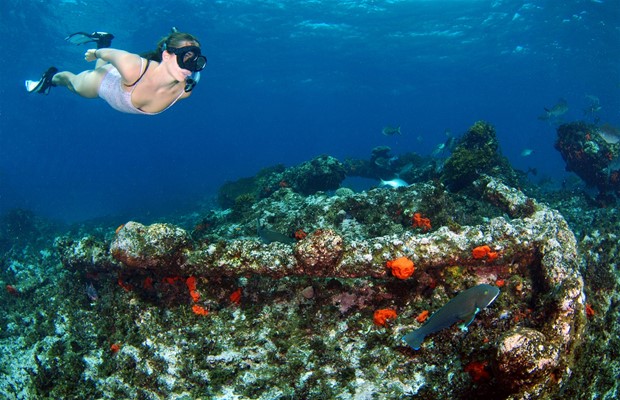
[538,98,568,121]
[398,162,414,176]
[257,220,295,245]
[86,282,99,302]
[382,125,401,136]
[403,284,500,350]
[431,135,457,157]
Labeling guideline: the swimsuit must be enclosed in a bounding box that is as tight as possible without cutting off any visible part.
[98,58,184,115]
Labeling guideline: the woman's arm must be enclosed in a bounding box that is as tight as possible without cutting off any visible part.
[85,48,144,84]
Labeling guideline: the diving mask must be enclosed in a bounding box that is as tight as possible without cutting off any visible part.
[167,45,207,72]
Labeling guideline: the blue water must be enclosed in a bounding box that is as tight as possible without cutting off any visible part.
[1,0,618,222]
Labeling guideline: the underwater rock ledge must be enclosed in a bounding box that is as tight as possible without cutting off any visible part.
[57,176,585,399]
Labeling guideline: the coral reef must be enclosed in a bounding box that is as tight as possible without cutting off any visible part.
[4,131,620,399]
[34,175,584,399]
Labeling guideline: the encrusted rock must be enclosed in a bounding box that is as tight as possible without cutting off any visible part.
[554,121,620,194]
[285,155,346,195]
[294,229,344,276]
[55,176,586,399]
[476,174,539,218]
[110,221,191,270]
[55,235,119,273]
[496,327,558,391]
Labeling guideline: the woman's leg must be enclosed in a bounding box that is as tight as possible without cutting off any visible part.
[52,67,109,98]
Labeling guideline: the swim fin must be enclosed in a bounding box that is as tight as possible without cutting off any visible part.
[65,32,114,48]
[25,67,58,95]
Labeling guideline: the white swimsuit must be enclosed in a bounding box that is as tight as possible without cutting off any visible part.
[98,58,184,115]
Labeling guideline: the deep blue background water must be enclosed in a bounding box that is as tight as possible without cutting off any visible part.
[1,0,619,222]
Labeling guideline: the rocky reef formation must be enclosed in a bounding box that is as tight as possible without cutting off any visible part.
[48,174,585,399]
[343,145,436,184]
[554,121,620,202]
[217,155,346,210]
[6,119,620,399]
[216,120,528,228]
[441,121,518,191]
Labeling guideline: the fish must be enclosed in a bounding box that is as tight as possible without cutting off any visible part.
[538,98,568,121]
[403,284,500,350]
[596,124,620,144]
[380,178,409,188]
[431,143,447,157]
[398,162,414,176]
[382,125,401,136]
[520,149,534,157]
[86,282,99,302]
[431,131,457,157]
[583,95,602,117]
[374,156,400,170]
[257,220,296,245]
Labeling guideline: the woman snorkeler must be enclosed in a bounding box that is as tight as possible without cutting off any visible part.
[25,29,206,115]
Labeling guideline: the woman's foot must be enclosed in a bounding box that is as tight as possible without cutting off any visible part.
[90,32,115,48]
[65,31,114,48]
[25,67,58,94]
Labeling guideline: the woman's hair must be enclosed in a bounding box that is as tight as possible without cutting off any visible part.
[141,32,201,61]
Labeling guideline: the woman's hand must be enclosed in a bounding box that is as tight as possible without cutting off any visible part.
[85,49,98,62]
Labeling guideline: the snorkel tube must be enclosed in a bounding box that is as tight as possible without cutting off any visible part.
[185,71,200,92]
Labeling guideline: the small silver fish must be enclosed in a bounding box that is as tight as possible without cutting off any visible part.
[520,149,534,157]
[380,178,409,188]
[403,284,500,350]
[382,126,401,136]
